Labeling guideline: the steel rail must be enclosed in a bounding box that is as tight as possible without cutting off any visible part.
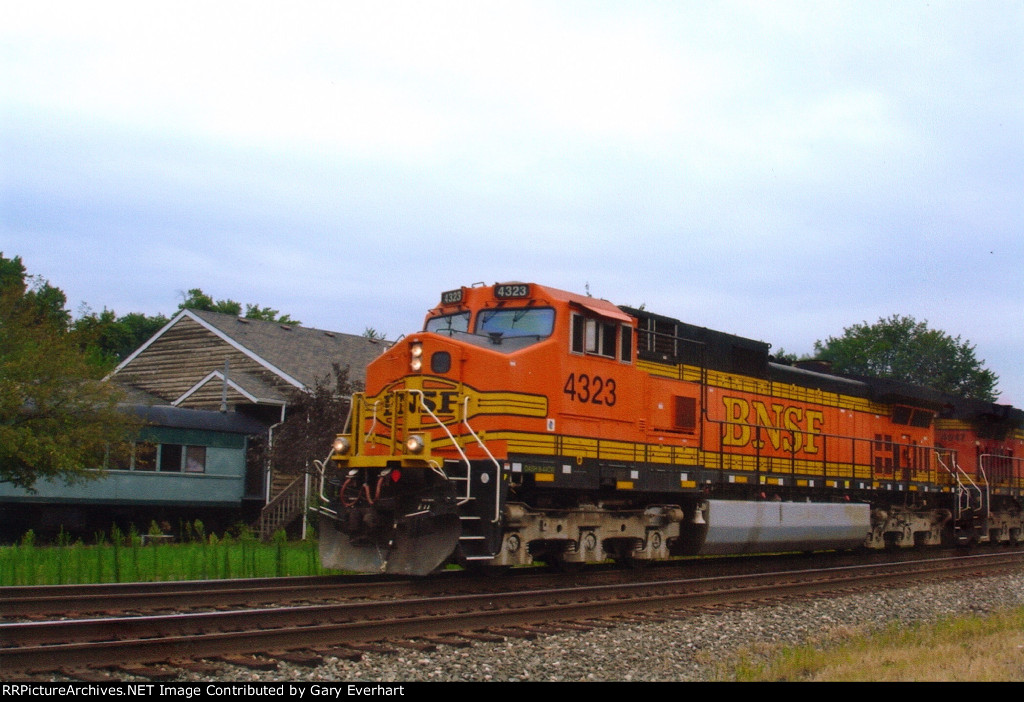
[0,550,863,618]
[3,551,1023,675]
[1,575,431,618]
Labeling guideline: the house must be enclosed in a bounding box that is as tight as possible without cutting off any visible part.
[0,310,388,540]
[0,405,269,538]
[109,309,389,535]
[112,309,385,421]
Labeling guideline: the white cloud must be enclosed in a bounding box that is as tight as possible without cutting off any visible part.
[3,0,1022,404]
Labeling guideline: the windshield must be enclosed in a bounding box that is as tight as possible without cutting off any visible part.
[476,307,554,340]
[424,307,554,352]
[425,312,470,335]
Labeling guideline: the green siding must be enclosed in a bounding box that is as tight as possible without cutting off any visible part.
[140,426,248,450]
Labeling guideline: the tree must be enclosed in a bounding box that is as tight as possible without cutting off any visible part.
[813,315,999,401]
[71,286,302,368]
[0,255,70,330]
[71,308,170,367]
[253,364,361,477]
[177,288,243,316]
[178,288,300,325]
[0,254,137,490]
[771,348,800,363]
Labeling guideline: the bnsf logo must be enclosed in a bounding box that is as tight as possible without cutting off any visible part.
[374,383,464,426]
[721,396,825,454]
[410,390,460,415]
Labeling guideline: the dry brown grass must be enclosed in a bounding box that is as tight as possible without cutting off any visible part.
[717,608,1024,682]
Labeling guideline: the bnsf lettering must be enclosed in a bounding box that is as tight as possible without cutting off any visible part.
[721,396,824,453]
[381,391,460,418]
[413,391,460,414]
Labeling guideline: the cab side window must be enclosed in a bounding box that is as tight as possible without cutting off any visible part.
[571,313,632,363]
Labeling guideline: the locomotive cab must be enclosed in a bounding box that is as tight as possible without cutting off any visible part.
[317,283,573,574]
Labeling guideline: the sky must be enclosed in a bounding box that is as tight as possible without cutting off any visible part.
[2,1,1022,405]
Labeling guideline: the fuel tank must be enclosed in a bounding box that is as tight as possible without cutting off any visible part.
[698,500,870,555]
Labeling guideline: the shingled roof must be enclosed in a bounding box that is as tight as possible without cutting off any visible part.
[187,310,386,389]
[109,309,388,413]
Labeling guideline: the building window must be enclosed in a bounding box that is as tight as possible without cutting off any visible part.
[161,444,183,472]
[106,441,209,472]
[107,442,134,471]
[185,446,207,473]
[134,442,158,471]
[155,444,207,473]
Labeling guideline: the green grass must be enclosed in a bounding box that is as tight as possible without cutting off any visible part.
[0,523,334,585]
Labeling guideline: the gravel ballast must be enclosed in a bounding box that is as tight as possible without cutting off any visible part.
[167,571,1024,683]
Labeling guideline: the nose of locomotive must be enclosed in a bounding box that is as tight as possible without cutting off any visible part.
[406,338,456,376]
[368,335,459,386]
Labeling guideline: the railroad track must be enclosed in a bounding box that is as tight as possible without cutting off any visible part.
[0,547,959,619]
[2,574,435,619]
[4,550,1023,679]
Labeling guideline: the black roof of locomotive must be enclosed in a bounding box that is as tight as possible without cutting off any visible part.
[618,303,1023,434]
[619,303,1017,421]
[620,305,772,379]
[941,395,1024,427]
[767,360,870,398]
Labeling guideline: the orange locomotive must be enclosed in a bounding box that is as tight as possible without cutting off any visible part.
[316,282,1024,574]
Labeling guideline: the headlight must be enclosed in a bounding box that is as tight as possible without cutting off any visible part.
[332,436,351,455]
[410,343,423,371]
[405,434,426,454]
